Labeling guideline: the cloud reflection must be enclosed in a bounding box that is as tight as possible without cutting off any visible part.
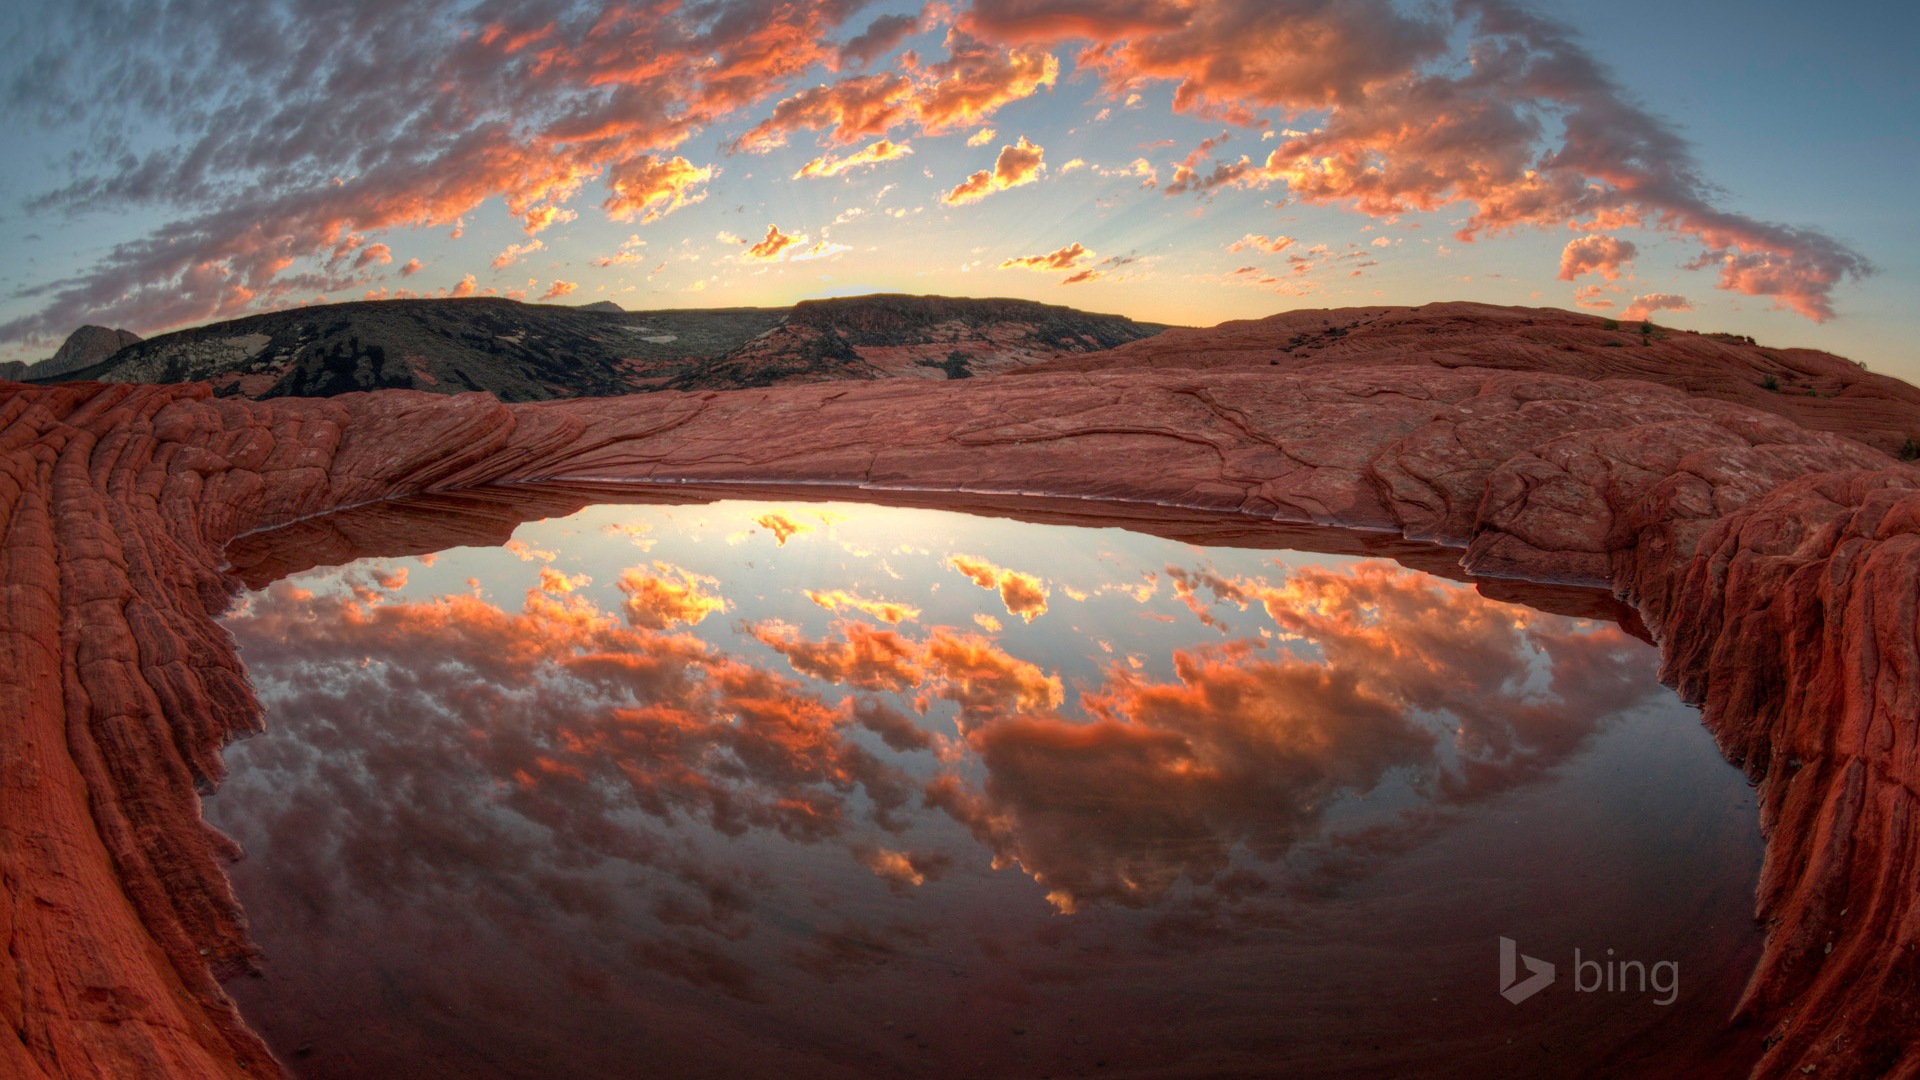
[218,548,1659,999]
[922,563,1659,912]
[947,553,1050,622]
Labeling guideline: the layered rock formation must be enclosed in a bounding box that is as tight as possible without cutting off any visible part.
[2,359,1917,1078]
[1029,301,1920,457]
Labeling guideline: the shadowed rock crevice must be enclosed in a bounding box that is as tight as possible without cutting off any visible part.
[1,361,1916,1078]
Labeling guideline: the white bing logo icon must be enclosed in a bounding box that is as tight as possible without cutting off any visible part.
[1499,937,1555,1004]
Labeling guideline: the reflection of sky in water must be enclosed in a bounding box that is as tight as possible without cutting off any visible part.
[210,500,1766,1079]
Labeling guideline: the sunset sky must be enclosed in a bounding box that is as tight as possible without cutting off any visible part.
[1,0,1912,375]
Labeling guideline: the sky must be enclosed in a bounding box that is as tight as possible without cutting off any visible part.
[1,0,1913,378]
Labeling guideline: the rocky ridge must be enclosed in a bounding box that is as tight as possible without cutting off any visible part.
[1027,301,1920,457]
[42,294,1163,400]
[0,324,143,381]
[1,355,1918,1078]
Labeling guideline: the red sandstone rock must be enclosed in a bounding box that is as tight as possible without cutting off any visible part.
[1,355,1917,1079]
[1026,301,1920,457]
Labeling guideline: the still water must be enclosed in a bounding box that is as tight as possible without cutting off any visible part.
[208,497,1765,1078]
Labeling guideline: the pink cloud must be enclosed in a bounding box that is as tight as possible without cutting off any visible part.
[352,242,393,269]
[1558,234,1637,281]
[1621,293,1692,321]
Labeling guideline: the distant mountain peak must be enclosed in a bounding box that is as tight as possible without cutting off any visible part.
[27,325,142,380]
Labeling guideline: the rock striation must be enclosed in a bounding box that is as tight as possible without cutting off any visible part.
[2,355,1918,1078]
[1027,301,1920,457]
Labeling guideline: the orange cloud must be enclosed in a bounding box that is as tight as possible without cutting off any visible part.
[921,628,1062,722]
[1164,563,1251,631]
[735,73,920,151]
[751,618,927,693]
[352,242,392,269]
[738,36,1060,155]
[1558,234,1637,281]
[947,554,1049,622]
[1227,233,1295,254]
[805,590,921,624]
[793,139,913,179]
[603,156,713,224]
[539,280,576,300]
[754,510,813,542]
[741,225,806,264]
[400,258,423,276]
[853,846,950,894]
[967,127,997,147]
[1621,293,1692,321]
[522,205,577,235]
[998,241,1090,272]
[998,241,1137,285]
[493,238,544,268]
[505,538,556,562]
[916,40,1059,133]
[537,566,587,594]
[749,619,1060,726]
[617,562,726,629]
[942,136,1045,205]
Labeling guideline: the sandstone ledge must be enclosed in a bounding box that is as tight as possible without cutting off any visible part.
[1,364,1915,1078]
